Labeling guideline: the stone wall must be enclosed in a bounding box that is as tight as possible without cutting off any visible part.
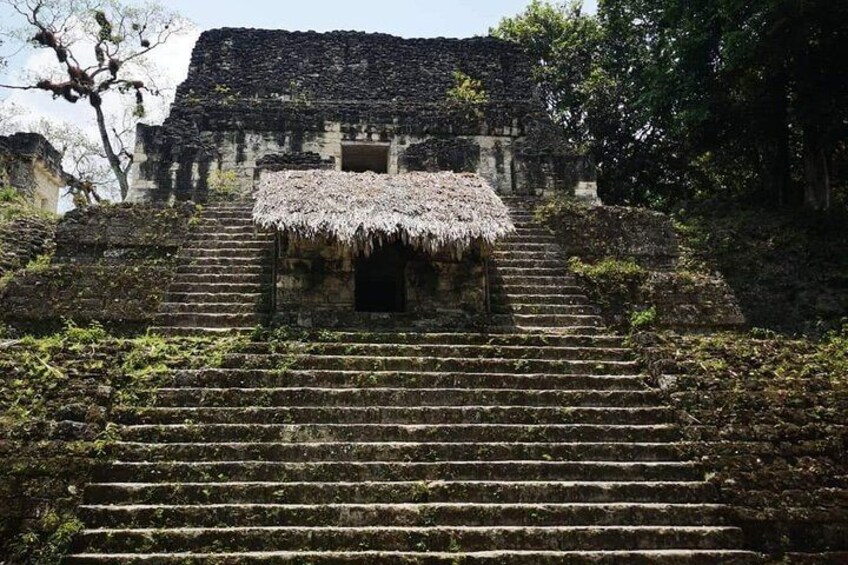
[128,30,595,204]
[0,215,56,279]
[275,236,488,330]
[634,332,848,556]
[0,132,67,213]
[536,199,744,331]
[0,203,197,331]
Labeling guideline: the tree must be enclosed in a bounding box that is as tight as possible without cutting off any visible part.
[0,0,186,201]
[495,0,848,210]
[491,0,602,149]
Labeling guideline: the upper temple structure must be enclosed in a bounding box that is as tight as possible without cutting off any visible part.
[127,29,597,203]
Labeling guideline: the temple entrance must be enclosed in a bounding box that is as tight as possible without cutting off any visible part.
[342,144,390,174]
[355,244,406,312]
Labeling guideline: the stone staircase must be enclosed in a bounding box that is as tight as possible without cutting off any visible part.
[490,197,604,334]
[151,203,275,334]
[67,196,758,563]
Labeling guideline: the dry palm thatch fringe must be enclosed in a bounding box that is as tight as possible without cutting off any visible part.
[253,170,515,257]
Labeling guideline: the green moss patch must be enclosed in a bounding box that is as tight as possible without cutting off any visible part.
[0,323,245,563]
[633,328,848,553]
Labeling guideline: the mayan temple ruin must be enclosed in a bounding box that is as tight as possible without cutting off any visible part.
[1,22,845,565]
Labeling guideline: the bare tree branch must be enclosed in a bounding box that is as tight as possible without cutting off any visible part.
[0,0,188,200]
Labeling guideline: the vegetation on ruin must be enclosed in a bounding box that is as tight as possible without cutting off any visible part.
[0,187,56,225]
[0,322,246,563]
[631,327,848,553]
[446,70,489,118]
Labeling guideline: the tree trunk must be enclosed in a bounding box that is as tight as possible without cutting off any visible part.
[93,102,130,200]
[759,80,799,207]
[803,132,831,210]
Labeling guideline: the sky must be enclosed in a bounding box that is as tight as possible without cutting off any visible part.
[164,0,598,38]
[0,0,597,209]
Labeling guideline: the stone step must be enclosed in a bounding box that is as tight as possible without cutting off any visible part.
[176,256,270,268]
[180,247,270,259]
[97,460,702,483]
[192,225,261,235]
[154,313,268,328]
[492,250,568,261]
[118,423,680,443]
[159,302,268,315]
[197,217,256,226]
[84,480,718,506]
[497,284,585,295]
[267,332,625,348]
[260,342,630,361]
[150,388,658,408]
[65,550,762,565]
[78,502,731,529]
[490,294,589,306]
[108,441,689,463]
[167,283,266,294]
[494,259,572,269]
[182,240,270,251]
[491,313,604,327]
[184,233,271,243]
[169,273,267,284]
[169,369,648,391]
[166,292,265,304]
[491,304,601,316]
[501,236,559,244]
[495,267,572,277]
[218,353,637,374]
[494,242,562,252]
[490,325,607,335]
[116,406,673,426]
[148,326,257,337]
[73,525,745,554]
[175,264,270,275]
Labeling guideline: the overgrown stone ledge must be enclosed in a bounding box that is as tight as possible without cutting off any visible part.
[534,197,744,331]
[0,329,245,563]
[0,202,199,333]
[632,330,848,556]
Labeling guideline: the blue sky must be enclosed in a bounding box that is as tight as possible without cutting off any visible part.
[165,0,598,38]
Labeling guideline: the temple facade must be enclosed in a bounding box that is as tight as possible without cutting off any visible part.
[124,29,596,329]
[127,29,596,204]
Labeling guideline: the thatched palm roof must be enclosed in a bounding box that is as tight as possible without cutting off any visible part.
[253,170,514,256]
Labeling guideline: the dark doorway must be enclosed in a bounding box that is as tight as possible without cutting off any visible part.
[355,244,406,312]
[342,144,389,174]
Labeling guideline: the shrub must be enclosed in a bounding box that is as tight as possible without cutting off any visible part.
[630,306,657,329]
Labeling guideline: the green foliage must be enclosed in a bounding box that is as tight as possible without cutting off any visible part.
[492,0,601,148]
[208,169,241,201]
[567,256,647,286]
[494,0,848,210]
[7,510,83,565]
[23,253,53,274]
[534,193,588,224]
[630,306,657,330]
[446,71,489,117]
[0,186,21,203]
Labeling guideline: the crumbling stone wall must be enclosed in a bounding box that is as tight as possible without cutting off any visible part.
[0,132,67,213]
[275,236,488,329]
[0,215,56,278]
[634,332,848,556]
[536,200,744,330]
[1,203,198,331]
[128,30,594,203]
